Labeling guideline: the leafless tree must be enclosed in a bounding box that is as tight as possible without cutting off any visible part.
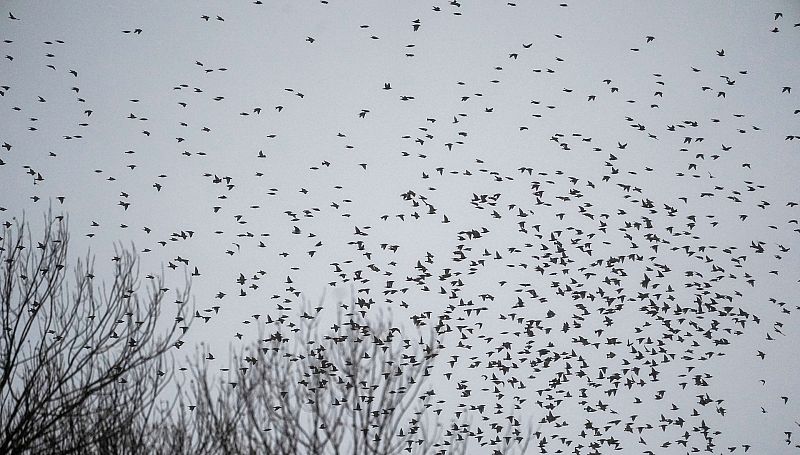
[144,293,535,455]
[0,212,191,455]
[0,211,531,454]
[157,298,463,455]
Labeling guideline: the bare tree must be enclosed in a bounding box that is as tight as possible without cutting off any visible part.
[160,298,462,455]
[0,211,530,455]
[142,293,537,455]
[0,212,191,455]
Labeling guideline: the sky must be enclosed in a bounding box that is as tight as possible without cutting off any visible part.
[2,1,800,453]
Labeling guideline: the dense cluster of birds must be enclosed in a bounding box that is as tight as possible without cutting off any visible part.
[1,2,799,454]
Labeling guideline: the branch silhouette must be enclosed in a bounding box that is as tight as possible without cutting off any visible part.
[0,212,191,455]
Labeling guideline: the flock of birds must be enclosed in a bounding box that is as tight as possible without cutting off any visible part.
[1,2,799,454]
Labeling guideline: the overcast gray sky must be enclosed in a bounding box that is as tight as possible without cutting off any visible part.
[2,1,800,453]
